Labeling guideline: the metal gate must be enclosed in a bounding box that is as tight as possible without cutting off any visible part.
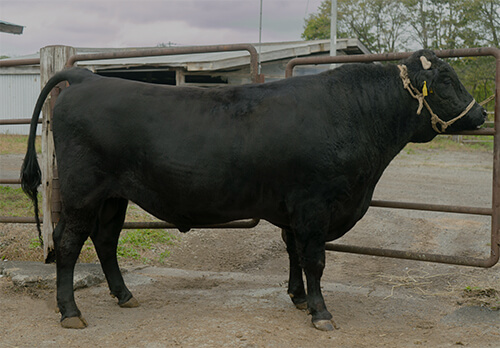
[285,47,499,268]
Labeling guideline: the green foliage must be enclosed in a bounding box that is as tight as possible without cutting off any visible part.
[303,0,412,53]
[303,0,498,105]
[303,0,499,52]
[302,0,332,40]
[448,56,496,111]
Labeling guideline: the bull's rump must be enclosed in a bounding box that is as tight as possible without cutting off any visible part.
[51,76,336,227]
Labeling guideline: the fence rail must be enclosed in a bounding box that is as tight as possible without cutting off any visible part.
[286,46,500,268]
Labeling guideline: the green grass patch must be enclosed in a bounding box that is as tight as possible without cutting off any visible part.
[29,237,42,250]
[0,186,41,217]
[78,228,178,264]
[404,134,494,154]
[0,135,41,154]
[117,229,178,264]
[0,189,178,265]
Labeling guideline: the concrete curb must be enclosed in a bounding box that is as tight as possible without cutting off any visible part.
[0,260,106,289]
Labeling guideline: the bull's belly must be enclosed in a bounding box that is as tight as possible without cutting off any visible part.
[122,182,289,230]
[117,162,379,237]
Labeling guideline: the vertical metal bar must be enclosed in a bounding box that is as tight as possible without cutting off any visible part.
[258,0,263,75]
[489,49,500,266]
[330,0,337,70]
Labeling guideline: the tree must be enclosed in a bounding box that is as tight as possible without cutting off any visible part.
[302,0,332,40]
[303,0,499,50]
[303,0,410,53]
[302,0,498,110]
[462,0,500,47]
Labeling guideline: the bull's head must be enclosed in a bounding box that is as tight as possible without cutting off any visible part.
[402,49,487,142]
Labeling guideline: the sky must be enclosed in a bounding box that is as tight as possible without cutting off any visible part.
[0,0,324,57]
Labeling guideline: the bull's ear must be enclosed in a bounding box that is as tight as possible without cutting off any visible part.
[420,56,432,70]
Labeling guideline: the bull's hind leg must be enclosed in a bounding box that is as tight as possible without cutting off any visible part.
[282,229,307,310]
[90,198,139,308]
[53,209,95,329]
[289,200,336,331]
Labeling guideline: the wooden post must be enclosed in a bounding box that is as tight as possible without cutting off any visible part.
[40,45,76,260]
[175,69,185,86]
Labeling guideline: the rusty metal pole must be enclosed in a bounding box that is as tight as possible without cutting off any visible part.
[489,48,500,267]
[0,58,40,67]
[66,44,262,84]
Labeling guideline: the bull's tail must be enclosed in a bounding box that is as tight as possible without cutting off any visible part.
[20,67,96,245]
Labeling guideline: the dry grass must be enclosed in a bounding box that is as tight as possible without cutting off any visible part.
[375,268,500,310]
[376,269,458,299]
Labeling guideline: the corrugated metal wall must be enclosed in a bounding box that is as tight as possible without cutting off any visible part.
[0,73,40,135]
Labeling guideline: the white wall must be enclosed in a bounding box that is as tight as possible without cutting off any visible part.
[0,71,41,135]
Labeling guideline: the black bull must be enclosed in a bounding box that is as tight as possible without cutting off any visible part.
[21,49,486,330]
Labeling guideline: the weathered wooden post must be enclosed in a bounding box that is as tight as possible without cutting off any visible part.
[39,45,76,260]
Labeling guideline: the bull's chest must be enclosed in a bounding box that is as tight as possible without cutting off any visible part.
[325,171,382,241]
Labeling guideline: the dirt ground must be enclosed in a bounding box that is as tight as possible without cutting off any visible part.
[1,146,500,347]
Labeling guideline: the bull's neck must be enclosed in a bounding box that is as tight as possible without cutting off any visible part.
[353,64,431,165]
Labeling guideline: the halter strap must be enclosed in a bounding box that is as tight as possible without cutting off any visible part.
[397,64,476,133]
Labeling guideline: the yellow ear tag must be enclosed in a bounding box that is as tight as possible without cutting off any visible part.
[422,81,428,97]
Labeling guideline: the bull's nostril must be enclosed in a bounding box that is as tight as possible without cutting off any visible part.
[482,109,488,119]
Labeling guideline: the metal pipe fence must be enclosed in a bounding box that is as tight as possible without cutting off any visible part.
[0,58,41,186]
[286,47,500,268]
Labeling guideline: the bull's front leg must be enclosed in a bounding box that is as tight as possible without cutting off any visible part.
[289,200,336,331]
[301,241,335,331]
[282,229,307,309]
